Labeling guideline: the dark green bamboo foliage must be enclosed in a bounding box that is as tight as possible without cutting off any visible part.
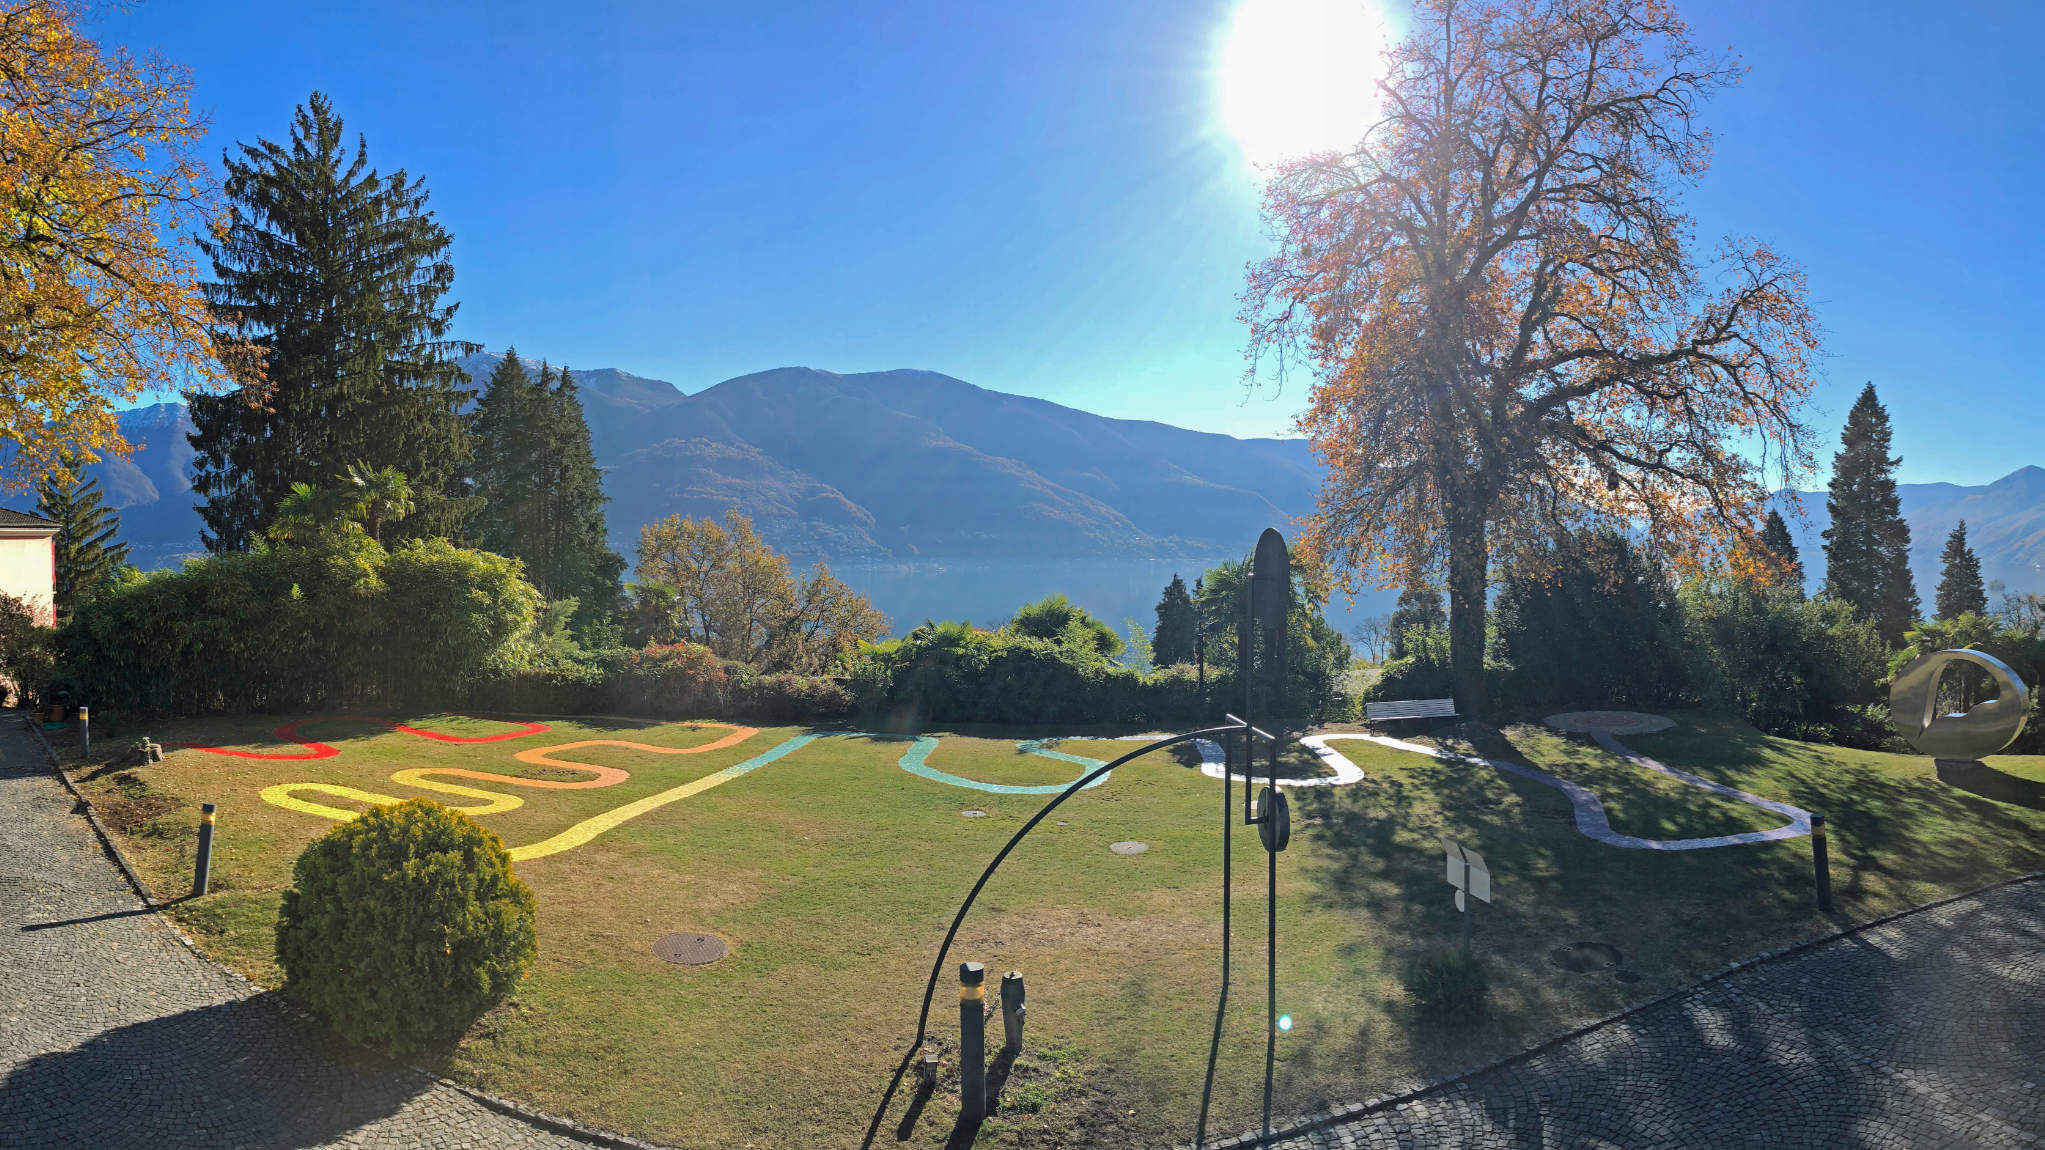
[1822,383,1918,644]
[1936,520,1987,622]
[468,352,625,629]
[35,470,128,617]
[189,92,476,552]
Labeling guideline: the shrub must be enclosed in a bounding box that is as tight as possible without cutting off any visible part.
[1404,948,1489,1025]
[1361,626,1455,707]
[619,641,731,715]
[731,668,855,722]
[1681,579,1891,745]
[59,533,540,718]
[275,799,537,1052]
[1491,530,1694,710]
[0,593,53,708]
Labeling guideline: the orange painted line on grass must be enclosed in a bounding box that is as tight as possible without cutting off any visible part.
[171,714,553,760]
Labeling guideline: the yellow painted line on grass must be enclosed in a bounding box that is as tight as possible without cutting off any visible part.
[506,734,819,861]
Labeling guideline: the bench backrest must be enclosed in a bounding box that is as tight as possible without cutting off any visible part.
[1365,698,1458,722]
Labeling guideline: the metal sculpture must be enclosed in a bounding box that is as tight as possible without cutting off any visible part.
[1889,649,2031,761]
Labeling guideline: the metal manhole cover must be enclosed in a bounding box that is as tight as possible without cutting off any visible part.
[1549,942,1624,973]
[652,932,729,966]
[1110,840,1149,855]
[962,809,988,818]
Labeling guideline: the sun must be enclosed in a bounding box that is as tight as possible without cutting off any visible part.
[1220,0,1391,170]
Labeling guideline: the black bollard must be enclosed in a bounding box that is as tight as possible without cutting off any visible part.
[959,962,987,1123]
[193,802,217,898]
[1812,812,1833,913]
[78,706,89,759]
[1000,970,1025,1057]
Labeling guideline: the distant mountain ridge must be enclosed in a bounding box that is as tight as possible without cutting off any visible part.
[80,363,1320,568]
[69,368,2045,601]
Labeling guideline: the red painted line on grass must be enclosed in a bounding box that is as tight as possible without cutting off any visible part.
[169,714,553,760]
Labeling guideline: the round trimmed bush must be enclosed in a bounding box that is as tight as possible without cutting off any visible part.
[276,798,537,1051]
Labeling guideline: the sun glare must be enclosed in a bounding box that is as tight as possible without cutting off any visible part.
[1220,0,1390,171]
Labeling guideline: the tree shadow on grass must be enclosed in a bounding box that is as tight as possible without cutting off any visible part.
[0,994,435,1149]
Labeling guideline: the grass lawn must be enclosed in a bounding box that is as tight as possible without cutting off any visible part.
[52,709,2045,1149]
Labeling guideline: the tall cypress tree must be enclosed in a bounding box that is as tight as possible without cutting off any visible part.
[189,93,477,551]
[469,351,543,562]
[1388,578,1447,659]
[1761,509,1804,594]
[35,470,129,618]
[1152,574,1198,666]
[469,356,622,626]
[542,367,625,625]
[1935,520,1987,621]
[1822,383,1918,644]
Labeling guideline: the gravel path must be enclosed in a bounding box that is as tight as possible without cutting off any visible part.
[0,714,617,1150]
[1242,879,2045,1148]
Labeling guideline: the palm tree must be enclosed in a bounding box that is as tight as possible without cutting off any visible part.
[341,462,414,545]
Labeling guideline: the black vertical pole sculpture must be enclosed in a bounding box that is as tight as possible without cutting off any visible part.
[1249,528,1292,1143]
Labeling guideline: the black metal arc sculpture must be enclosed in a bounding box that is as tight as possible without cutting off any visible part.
[861,528,1298,1150]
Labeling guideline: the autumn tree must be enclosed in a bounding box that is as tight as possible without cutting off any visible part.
[0,0,250,490]
[634,510,886,673]
[189,93,474,551]
[1936,520,1986,622]
[35,465,127,617]
[1244,0,1819,711]
[1760,509,1803,593]
[1821,383,1917,643]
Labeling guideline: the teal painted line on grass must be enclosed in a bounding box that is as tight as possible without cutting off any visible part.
[723,733,823,777]
[887,734,1112,795]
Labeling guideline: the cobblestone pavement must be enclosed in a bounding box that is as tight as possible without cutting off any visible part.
[0,716,614,1150]
[1250,879,2045,1149]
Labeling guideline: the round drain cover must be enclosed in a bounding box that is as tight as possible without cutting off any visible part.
[652,932,729,966]
[1110,840,1149,855]
[1549,942,1624,973]
[962,809,988,818]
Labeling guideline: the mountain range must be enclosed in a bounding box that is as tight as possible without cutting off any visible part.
[57,361,2045,606]
[80,359,1321,571]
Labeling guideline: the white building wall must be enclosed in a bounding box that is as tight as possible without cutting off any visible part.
[0,536,55,625]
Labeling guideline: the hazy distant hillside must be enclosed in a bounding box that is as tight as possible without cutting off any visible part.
[1772,466,2045,600]
[78,365,2043,599]
[82,365,1320,568]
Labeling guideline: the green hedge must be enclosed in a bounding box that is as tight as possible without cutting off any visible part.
[59,534,538,718]
[275,799,537,1052]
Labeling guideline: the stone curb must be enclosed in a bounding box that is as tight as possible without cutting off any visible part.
[1186,867,2045,1149]
[18,710,686,1150]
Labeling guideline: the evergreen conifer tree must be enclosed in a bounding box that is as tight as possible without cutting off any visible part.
[542,367,625,626]
[1151,574,1198,666]
[1761,509,1804,593]
[1822,383,1918,644]
[1387,579,1447,659]
[468,356,622,628]
[189,93,476,551]
[1935,520,1987,621]
[35,470,129,618]
[469,351,543,562]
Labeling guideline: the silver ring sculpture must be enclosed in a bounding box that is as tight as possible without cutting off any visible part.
[1889,649,2031,761]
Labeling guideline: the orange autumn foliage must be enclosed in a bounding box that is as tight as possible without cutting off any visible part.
[1241,0,1819,709]
[0,0,254,489]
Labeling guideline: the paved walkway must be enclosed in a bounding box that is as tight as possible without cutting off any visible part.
[1255,880,2045,1149]
[0,715,610,1150]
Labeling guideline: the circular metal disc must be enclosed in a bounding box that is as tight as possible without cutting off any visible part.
[652,932,729,966]
[1109,840,1149,855]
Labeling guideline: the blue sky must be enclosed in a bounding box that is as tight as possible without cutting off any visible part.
[101,0,2042,486]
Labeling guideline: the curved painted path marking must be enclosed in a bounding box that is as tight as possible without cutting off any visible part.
[172,715,552,760]
[1328,711,1811,851]
[898,735,1116,795]
[259,722,757,829]
[1195,735,1369,787]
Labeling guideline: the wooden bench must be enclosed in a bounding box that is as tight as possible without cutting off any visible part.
[1365,697,1458,724]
